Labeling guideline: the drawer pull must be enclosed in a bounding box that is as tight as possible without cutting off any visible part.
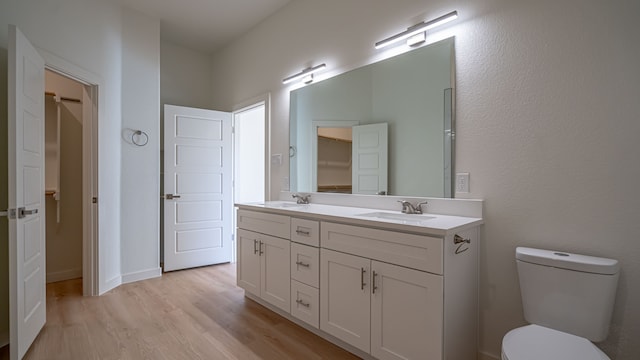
[361,268,367,290]
[296,229,311,236]
[295,261,310,268]
[296,299,310,308]
[372,271,378,294]
[259,240,264,256]
[253,239,258,255]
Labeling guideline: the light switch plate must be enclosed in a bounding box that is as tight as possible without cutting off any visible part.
[456,173,470,193]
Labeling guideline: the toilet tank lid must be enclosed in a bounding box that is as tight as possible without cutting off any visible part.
[516,247,619,275]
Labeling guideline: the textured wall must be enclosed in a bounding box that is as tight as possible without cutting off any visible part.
[210,0,640,358]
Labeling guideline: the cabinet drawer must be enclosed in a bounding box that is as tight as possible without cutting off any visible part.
[321,222,443,274]
[237,209,290,239]
[291,280,319,329]
[291,242,319,288]
[291,218,319,246]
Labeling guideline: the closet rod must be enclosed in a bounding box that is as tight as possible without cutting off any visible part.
[44,91,82,103]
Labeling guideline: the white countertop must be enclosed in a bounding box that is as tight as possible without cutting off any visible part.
[236,201,483,236]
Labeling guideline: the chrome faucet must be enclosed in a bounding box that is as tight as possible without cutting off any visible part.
[292,193,311,204]
[397,200,428,214]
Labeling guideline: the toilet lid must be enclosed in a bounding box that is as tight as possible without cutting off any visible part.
[502,325,609,360]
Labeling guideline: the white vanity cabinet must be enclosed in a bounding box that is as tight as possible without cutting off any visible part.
[236,210,291,313]
[236,201,482,360]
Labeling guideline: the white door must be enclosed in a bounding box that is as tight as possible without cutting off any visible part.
[371,261,443,360]
[163,105,233,271]
[8,25,46,360]
[352,123,388,195]
[320,249,371,353]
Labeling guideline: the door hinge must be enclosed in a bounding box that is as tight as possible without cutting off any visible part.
[92,197,98,204]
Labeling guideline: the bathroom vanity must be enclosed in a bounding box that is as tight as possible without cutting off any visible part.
[236,195,483,360]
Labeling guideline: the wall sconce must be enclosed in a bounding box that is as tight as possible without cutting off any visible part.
[374,10,458,49]
[282,63,326,84]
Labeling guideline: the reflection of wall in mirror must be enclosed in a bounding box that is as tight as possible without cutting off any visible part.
[317,127,352,193]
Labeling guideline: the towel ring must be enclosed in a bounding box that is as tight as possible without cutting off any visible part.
[132,130,149,146]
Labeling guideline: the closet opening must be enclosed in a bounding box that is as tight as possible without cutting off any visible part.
[44,70,84,290]
[43,68,98,296]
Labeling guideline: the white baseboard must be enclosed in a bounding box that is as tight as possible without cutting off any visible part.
[46,268,82,283]
[121,267,162,285]
[100,275,122,295]
[479,350,501,360]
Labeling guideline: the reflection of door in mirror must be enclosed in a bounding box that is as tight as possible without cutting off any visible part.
[317,127,352,193]
[352,123,388,195]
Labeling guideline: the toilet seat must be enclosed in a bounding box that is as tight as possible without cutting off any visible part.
[501,325,609,360]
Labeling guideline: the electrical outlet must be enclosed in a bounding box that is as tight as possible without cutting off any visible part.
[456,173,470,193]
[282,176,290,191]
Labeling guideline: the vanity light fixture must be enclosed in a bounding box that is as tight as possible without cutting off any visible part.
[374,10,458,49]
[282,63,326,84]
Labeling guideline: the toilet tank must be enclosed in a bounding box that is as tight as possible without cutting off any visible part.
[516,247,619,342]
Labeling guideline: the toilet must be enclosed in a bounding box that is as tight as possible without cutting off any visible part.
[502,247,619,360]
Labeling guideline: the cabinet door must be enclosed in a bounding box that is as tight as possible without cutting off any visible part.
[371,261,443,360]
[320,249,371,353]
[260,234,291,312]
[237,229,261,297]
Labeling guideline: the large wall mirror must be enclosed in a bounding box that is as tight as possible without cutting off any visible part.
[289,37,455,197]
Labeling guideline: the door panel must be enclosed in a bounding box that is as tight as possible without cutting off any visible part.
[9,24,47,360]
[260,235,291,312]
[236,229,260,296]
[320,249,371,353]
[371,261,443,360]
[164,105,232,271]
[352,123,388,194]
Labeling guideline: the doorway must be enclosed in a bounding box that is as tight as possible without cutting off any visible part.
[232,98,269,261]
[44,70,84,287]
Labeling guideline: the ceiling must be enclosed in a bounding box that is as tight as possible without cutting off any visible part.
[120,0,292,54]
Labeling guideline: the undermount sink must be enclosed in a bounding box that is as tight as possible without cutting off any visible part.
[355,211,436,225]
[261,201,308,209]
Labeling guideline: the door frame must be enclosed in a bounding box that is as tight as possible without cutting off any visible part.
[39,49,99,296]
[311,120,358,192]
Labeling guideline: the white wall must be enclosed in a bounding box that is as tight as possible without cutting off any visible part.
[0,0,161,299]
[119,8,161,283]
[210,0,640,358]
[160,40,213,110]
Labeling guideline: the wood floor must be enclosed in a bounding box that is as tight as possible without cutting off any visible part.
[18,263,359,360]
